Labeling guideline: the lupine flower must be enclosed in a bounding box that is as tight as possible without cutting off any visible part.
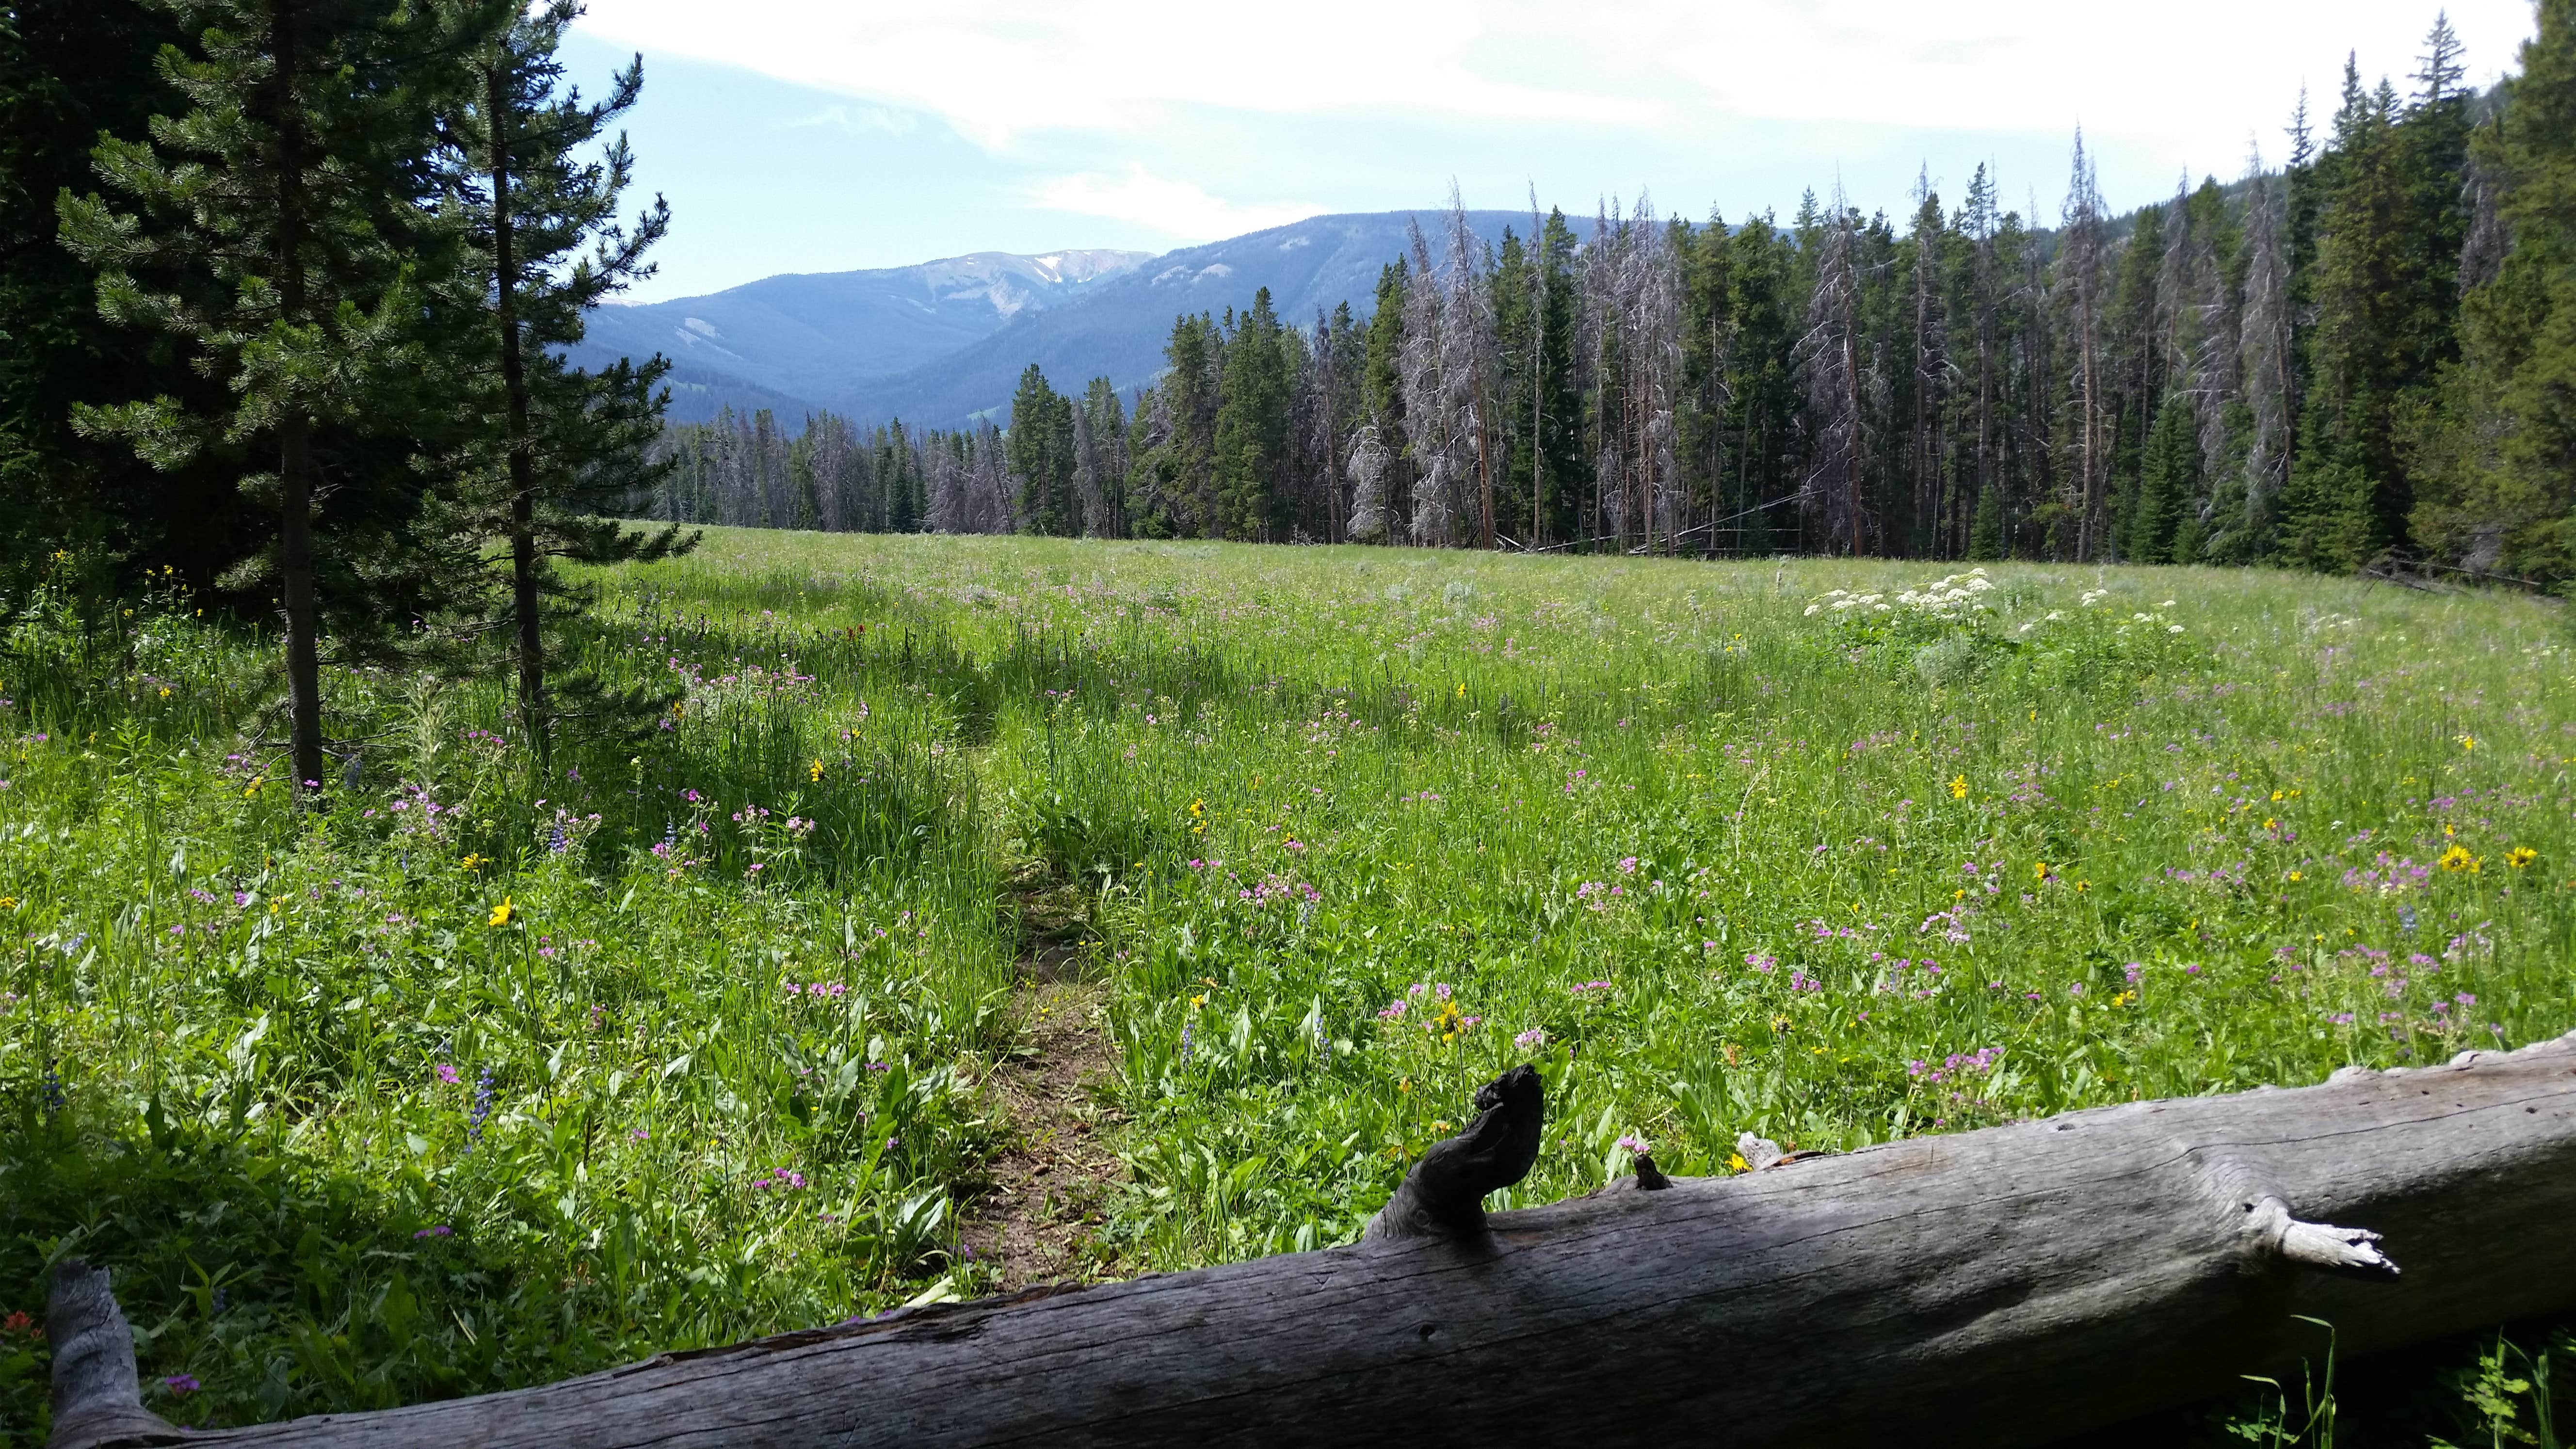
[467,1067,495,1149]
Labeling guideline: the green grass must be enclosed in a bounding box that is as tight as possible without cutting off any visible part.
[6,534,2576,1443]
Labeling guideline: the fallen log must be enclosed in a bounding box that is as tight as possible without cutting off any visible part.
[50,1032,2576,1449]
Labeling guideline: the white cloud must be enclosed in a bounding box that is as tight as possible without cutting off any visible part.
[779,103,917,136]
[1030,166,1322,242]
[579,0,1650,146]
[581,0,2537,170]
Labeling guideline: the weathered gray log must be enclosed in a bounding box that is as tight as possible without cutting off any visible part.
[46,1261,176,1449]
[50,1030,2576,1449]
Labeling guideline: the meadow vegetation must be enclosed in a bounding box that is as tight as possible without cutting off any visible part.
[6,531,2576,1443]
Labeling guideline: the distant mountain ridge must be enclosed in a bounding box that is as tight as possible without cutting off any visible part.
[568,248,1154,424]
[576,212,1533,428]
[844,210,1527,426]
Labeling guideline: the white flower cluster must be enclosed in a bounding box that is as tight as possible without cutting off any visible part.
[1805,568,1994,619]
[2018,592,2188,636]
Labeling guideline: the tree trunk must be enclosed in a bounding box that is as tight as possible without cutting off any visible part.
[272,0,325,799]
[489,60,546,771]
[52,1035,2576,1449]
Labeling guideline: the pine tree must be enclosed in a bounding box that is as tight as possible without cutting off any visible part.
[1006,363,1077,534]
[0,0,243,591]
[2281,32,2471,571]
[2414,0,2576,579]
[441,0,689,763]
[60,0,465,794]
[1211,288,1289,540]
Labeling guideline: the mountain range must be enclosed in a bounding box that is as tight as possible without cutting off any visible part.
[569,211,1532,429]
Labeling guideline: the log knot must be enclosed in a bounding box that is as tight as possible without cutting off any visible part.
[1364,1064,1545,1244]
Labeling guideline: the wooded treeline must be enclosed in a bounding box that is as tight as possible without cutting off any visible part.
[0,0,685,789]
[647,7,2576,580]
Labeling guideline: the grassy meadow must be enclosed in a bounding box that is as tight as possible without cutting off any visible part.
[6,531,2576,1441]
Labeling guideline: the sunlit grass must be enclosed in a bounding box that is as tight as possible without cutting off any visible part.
[4,531,2571,1438]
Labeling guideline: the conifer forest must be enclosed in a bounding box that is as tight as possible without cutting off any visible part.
[652,11,2576,589]
[12,0,2576,1445]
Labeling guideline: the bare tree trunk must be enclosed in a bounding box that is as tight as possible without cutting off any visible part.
[58,1036,2576,1449]
[488,61,548,771]
[272,0,326,798]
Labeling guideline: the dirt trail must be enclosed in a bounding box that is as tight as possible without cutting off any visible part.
[960,935,1125,1289]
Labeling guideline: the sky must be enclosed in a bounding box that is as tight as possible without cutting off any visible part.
[567,1,2543,303]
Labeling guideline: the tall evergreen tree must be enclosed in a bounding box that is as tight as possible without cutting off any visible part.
[1006,363,1077,535]
[59,0,464,794]
[442,0,688,763]
[1211,288,1289,540]
[2415,0,2576,579]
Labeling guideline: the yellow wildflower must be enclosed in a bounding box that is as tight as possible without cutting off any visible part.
[488,896,516,927]
[1948,774,1968,799]
[2508,847,2539,869]
[1727,1152,1751,1172]
[808,759,824,783]
[2439,845,2479,874]
[461,853,489,872]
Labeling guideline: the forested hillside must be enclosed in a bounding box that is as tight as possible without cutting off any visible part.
[647,10,2576,579]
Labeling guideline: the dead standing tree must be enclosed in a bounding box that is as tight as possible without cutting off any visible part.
[1798,186,1870,556]
[2059,133,2111,562]
[50,1031,2576,1449]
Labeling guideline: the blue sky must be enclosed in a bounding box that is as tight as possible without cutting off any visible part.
[567,1,2542,303]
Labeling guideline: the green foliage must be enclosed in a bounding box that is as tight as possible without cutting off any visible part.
[11,534,2576,1435]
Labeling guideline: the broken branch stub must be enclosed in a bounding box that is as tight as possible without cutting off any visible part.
[1362,1063,1544,1242]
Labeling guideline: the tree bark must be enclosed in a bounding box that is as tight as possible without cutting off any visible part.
[488,59,547,771]
[271,0,325,799]
[53,1033,2576,1449]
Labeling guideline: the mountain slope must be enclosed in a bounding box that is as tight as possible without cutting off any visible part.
[842,210,1530,426]
[570,249,1152,421]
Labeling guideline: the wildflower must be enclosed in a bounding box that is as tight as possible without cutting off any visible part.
[435,1063,461,1086]
[2034,861,2051,882]
[1615,1134,1648,1154]
[162,1375,200,1396]
[413,1225,452,1240]
[2438,845,2479,874]
[1948,775,1968,799]
[2508,847,2538,870]
[1727,1152,1751,1172]
[467,1067,495,1149]
[809,759,824,783]
[488,896,515,926]
[1514,1027,1546,1051]
[2457,734,2478,752]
